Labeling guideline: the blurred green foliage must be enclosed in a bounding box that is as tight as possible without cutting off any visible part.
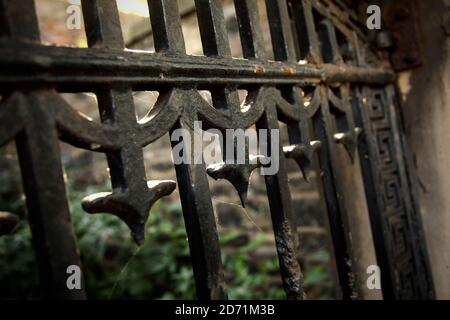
[0,182,332,300]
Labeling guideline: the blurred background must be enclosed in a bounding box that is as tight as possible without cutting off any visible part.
[0,0,337,299]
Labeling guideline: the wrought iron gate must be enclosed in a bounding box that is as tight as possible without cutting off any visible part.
[0,0,434,299]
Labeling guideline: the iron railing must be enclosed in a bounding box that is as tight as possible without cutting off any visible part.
[0,0,434,300]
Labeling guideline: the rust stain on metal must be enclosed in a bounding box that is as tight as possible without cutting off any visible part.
[254,64,264,73]
[383,0,423,71]
[274,220,304,299]
[282,66,296,74]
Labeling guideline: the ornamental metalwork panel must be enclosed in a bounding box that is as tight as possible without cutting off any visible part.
[0,0,434,300]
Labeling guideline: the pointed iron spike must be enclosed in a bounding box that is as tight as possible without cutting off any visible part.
[227,166,251,208]
[342,134,357,163]
[299,155,313,182]
[236,164,257,205]
[236,184,248,208]
[310,140,322,150]
[282,144,314,181]
[333,132,347,143]
[82,191,146,244]
[283,145,296,154]
[82,179,176,245]
[131,224,145,246]
[348,149,356,164]
[147,180,177,198]
[333,130,361,162]
[206,162,227,180]
[206,159,262,208]
[283,145,303,159]
[249,154,267,167]
[302,168,311,182]
[81,191,116,213]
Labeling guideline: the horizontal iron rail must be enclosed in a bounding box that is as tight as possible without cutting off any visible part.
[0,41,395,92]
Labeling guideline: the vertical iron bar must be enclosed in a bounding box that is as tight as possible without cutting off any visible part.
[15,93,86,299]
[261,0,308,299]
[318,21,359,300]
[256,101,304,299]
[289,0,322,62]
[233,0,266,60]
[194,0,240,116]
[291,0,357,299]
[195,0,232,57]
[82,0,124,49]
[265,0,297,62]
[149,0,227,299]
[81,0,136,189]
[0,0,40,40]
[234,0,304,299]
[82,0,159,245]
[0,0,85,299]
[171,114,227,300]
[313,87,356,299]
[82,0,139,195]
[147,0,186,53]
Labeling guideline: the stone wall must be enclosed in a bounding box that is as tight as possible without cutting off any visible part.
[397,0,450,299]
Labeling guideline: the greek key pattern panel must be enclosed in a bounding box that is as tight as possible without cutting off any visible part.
[357,86,434,299]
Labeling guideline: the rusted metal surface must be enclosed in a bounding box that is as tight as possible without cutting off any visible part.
[0,0,434,300]
[0,43,394,90]
[382,0,423,71]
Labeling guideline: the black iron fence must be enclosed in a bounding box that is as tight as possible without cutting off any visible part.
[0,0,434,300]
